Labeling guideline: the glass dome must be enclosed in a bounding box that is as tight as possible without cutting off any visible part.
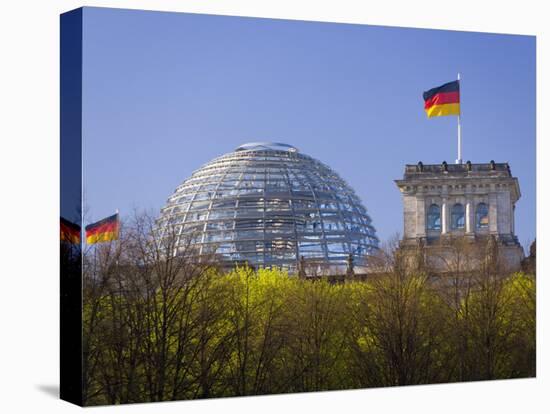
[157,142,379,273]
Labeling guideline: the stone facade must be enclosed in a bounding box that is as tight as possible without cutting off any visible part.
[395,161,524,271]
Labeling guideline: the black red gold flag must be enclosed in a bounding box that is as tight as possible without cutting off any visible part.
[60,217,81,244]
[423,80,460,117]
[85,213,119,244]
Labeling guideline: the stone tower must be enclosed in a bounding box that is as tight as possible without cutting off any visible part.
[395,161,524,271]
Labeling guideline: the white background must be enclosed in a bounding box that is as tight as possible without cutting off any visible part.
[0,0,547,412]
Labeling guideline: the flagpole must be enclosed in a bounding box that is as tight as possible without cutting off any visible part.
[456,72,462,164]
[115,208,120,267]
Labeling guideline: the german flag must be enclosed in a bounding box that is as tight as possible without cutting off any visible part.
[85,213,119,244]
[423,80,460,117]
[60,217,81,244]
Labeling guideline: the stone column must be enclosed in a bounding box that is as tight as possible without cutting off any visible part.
[497,191,512,235]
[465,197,474,234]
[441,197,448,234]
[489,191,498,235]
[512,204,515,235]
[416,196,426,239]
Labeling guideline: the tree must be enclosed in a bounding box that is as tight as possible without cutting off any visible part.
[81,213,536,404]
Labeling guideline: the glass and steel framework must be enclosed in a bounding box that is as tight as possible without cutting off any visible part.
[427,204,441,231]
[476,202,489,228]
[157,142,379,273]
[451,203,465,229]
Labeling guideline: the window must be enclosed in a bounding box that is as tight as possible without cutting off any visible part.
[451,203,465,229]
[427,204,441,230]
[476,203,489,228]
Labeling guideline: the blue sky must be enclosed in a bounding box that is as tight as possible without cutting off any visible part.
[81,7,536,248]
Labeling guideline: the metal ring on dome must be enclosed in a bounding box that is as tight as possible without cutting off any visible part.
[235,142,299,152]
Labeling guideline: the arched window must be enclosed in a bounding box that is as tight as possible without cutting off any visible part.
[476,202,489,228]
[451,203,465,229]
[427,204,441,230]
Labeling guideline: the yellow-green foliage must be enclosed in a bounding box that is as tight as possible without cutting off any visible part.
[83,266,536,405]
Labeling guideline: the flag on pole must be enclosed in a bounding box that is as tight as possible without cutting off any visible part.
[60,217,81,244]
[423,80,460,117]
[85,213,119,244]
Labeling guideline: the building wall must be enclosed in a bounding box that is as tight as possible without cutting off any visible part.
[398,179,519,243]
[395,162,523,271]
